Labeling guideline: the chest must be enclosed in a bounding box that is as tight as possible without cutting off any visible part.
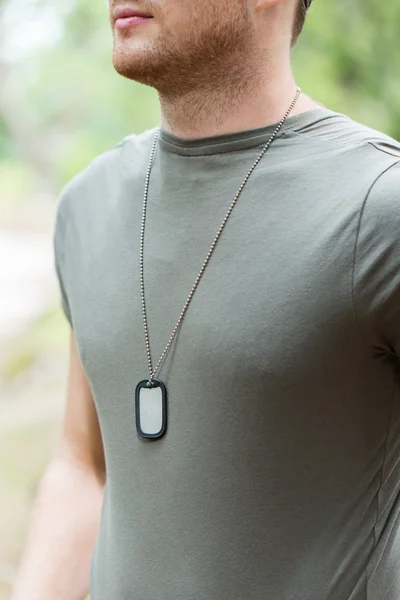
[68,179,359,394]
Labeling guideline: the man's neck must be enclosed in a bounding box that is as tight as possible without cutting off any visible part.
[159,65,319,140]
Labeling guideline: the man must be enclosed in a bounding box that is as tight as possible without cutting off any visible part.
[13,0,400,598]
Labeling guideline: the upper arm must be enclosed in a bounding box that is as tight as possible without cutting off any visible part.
[55,329,106,484]
[53,185,105,481]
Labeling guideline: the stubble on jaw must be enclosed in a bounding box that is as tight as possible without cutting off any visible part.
[111,0,264,127]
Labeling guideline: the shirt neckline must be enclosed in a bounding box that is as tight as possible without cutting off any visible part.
[158,107,337,156]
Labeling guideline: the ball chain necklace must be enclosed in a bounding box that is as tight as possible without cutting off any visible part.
[135,86,302,440]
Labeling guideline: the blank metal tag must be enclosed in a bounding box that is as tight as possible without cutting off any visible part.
[135,379,167,440]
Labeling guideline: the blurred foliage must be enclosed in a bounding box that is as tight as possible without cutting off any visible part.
[293,0,400,139]
[0,0,159,196]
[1,307,68,381]
[0,419,61,597]
[0,0,399,200]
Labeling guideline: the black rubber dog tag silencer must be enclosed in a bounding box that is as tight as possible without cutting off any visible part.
[135,379,167,439]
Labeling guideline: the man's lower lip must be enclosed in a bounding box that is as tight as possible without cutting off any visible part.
[115,16,153,28]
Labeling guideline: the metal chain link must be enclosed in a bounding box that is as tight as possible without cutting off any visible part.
[140,87,302,387]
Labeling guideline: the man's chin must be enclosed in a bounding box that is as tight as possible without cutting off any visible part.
[113,51,146,81]
[112,51,164,89]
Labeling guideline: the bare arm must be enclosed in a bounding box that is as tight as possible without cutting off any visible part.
[12,330,106,600]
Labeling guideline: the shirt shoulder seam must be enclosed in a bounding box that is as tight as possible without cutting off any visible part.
[350,158,400,353]
[283,123,400,156]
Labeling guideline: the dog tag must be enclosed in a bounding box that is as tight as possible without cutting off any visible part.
[135,379,167,440]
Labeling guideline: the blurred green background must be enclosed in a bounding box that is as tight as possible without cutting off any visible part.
[0,0,399,598]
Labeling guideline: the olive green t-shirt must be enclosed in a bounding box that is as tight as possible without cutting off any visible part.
[53,107,400,600]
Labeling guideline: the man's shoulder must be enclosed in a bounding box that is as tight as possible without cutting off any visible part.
[55,127,157,218]
[294,107,400,206]
[296,107,400,161]
[363,158,400,225]
[338,112,400,159]
[64,127,157,192]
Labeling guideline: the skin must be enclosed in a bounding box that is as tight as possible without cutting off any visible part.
[12,332,105,600]
[13,2,320,598]
[109,0,321,138]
